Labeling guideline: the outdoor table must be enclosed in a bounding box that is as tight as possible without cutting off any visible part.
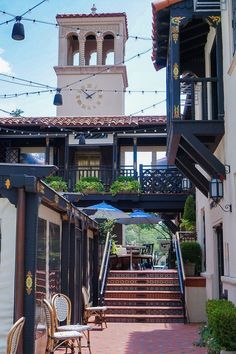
[125,245,145,270]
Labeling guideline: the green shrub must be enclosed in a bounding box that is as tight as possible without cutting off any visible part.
[180,195,196,231]
[206,299,236,351]
[74,177,104,193]
[110,176,140,196]
[195,324,221,354]
[180,241,202,275]
[44,176,68,192]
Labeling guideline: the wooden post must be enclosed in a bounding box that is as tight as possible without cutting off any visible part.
[112,133,118,180]
[133,137,138,179]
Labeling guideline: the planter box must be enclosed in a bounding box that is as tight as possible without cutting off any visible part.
[184,262,195,276]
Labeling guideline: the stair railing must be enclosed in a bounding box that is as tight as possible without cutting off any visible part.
[98,231,112,305]
[174,233,188,323]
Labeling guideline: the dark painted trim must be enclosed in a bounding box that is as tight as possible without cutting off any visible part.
[61,217,71,295]
[92,231,99,307]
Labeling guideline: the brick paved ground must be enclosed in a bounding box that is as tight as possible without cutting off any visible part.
[57,322,206,354]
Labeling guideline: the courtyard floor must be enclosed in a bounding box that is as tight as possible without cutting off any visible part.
[56,322,207,354]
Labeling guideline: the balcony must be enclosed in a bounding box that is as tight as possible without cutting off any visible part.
[59,165,189,212]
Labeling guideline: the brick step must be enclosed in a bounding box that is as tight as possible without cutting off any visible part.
[104,298,183,307]
[105,290,181,299]
[106,284,180,291]
[105,314,184,323]
[109,270,178,279]
[107,306,184,316]
[107,277,179,285]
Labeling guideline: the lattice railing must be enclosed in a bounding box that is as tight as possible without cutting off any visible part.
[140,165,185,194]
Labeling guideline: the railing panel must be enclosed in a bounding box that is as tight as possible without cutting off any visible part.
[140,165,185,194]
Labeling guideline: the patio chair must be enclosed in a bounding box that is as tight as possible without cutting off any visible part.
[82,286,107,329]
[52,293,92,354]
[43,299,82,354]
[139,243,154,269]
[6,316,25,354]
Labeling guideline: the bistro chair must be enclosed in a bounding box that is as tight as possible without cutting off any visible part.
[52,293,92,354]
[82,286,107,329]
[140,243,154,269]
[43,299,82,354]
[6,316,25,354]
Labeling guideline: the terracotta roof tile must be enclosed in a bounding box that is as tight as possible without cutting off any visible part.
[0,115,166,128]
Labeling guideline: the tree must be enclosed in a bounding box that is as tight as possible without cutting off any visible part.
[180,195,196,231]
[10,108,24,117]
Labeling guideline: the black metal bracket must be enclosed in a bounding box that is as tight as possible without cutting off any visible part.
[210,200,232,213]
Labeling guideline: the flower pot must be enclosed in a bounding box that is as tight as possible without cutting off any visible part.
[184,262,195,276]
[220,351,236,354]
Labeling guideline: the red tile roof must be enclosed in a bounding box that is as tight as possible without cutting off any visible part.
[56,12,128,38]
[0,115,166,128]
[152,0,183,71]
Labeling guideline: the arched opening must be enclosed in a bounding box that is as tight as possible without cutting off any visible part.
[67,34,79,65]
[85,34,97,65]
[103,34,114,65]
[73,52,80,65]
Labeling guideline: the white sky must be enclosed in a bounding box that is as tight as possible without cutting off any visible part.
[0,0,166,117]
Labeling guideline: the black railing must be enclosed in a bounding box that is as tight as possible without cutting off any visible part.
[174,234,188,323]
[180,77,223,121]
[58,164,186,194]
[98,232,112,305]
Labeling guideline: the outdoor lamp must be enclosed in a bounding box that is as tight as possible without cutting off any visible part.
[182,177,191,191]
[209,177,223,201]
[53,89,63,106]
[209,177,232,212]
[12,17,25,41]
[77,133,86,145]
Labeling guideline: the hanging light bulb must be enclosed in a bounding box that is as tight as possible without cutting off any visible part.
[53,89,63,106]
[12,16,25,41]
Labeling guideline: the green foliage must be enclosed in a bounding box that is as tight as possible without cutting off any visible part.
[98,220,115,245]
[206,299,236,351]
[110,239,118,254]
[195,324,221,354]
[10,108,24,117]
[110,176,141,196]
[74,177,104,193]
[180,241,202,274]
[180,195,196,231]
[44,176,68,192]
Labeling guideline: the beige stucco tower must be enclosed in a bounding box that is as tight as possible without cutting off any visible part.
[54,6,128,116]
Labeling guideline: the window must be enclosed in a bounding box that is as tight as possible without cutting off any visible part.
[49,222,61,296]
[233,0,236,54]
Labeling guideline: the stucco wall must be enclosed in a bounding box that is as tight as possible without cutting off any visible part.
[0,198,17,353]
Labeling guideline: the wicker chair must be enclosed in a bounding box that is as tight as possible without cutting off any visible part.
[52,293,92,354]
[6,317,25,354]
[82,287,107,329]
[43,299,82,354]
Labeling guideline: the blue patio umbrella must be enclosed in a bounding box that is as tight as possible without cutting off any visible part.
[82,201,130,220]
[116,209,162,225]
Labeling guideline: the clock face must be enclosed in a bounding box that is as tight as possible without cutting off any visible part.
[76,83,103,110]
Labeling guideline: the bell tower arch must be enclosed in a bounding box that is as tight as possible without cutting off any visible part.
[55,6,128,116]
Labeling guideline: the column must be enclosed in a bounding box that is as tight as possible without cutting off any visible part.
[133,137,138,178]
[45,137,50,164]
[112,134,118,180]
[97,36,104,65]
[79,36,85,66]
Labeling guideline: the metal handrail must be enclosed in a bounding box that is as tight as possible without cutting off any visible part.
[174,233,188,323]
[98,231,112,305]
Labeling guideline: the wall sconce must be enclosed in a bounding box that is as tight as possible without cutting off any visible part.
[209,177,232,212]
[182,177,191,191]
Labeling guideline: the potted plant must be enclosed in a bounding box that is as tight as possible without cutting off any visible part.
[180,195,196,232]
[180,241,202,276]
[44,175,68,192]
[74,177,104,194]
[109,176,141,196]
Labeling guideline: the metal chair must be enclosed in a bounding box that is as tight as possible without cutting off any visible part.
[82,286,107,329]
[43,299,82,354]
[6,317,25,354]
[140,243,154,269]
[52,293,92,354]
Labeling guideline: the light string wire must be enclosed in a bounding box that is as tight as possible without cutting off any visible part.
[0,10,152,41]
[0,48,163,98]
[0,0,49,26]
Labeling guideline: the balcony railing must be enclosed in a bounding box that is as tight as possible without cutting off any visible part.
[58,165,187,194]
[180,77,223,121]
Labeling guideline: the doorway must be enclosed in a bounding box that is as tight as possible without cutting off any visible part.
[215,224,224,298]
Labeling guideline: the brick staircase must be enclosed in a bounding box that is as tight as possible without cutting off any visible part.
[104,270,185,323]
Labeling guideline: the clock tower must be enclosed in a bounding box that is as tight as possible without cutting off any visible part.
[55,6,128,116]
